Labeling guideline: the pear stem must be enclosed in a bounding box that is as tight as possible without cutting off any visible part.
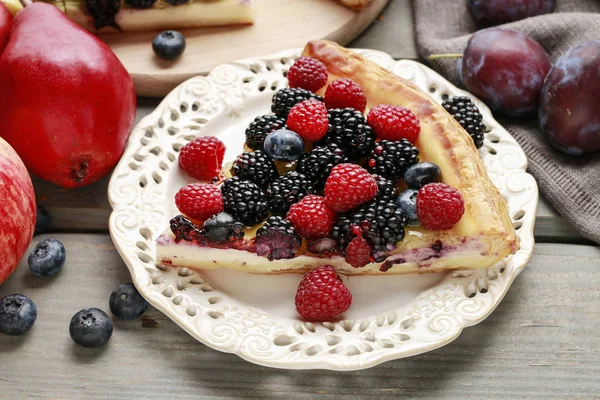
[428,53,464,60]
[21,0,33,6]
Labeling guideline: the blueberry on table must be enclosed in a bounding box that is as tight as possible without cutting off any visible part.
[404,162,441,190]
[263,128,304,162]
[69,308,113,348]
[152,30,186,61]
[28,238,66,277]
[0,294,37,336]
[397,189,420,226]
[109,283,149,321]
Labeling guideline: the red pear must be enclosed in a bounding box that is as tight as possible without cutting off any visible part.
[0,1,11,53]
[0,3,136,188]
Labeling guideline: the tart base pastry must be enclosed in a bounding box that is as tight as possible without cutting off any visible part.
[156,40,519,275]
[334,0,373,11]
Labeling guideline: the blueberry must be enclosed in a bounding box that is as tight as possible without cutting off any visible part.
[69,308,113,348]
[109,283,149,321]
[202,212,244,243]
[35,206,52,235]
[28,238,66,277]
[263,128,304,162]
[397,189,419,226]
[152,30,186,60]
[0,294,37,336]
[404,162,441,189]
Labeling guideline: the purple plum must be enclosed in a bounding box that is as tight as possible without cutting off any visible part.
[461,28,551,116]
[468,0,556,27]
[539,41,600,155]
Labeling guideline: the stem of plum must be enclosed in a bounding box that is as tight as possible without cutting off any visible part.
[428,54,464,60]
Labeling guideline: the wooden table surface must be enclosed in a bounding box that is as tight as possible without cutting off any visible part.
[1,1,599,399]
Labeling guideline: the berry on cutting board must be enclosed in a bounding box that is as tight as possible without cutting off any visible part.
[416,183,465,231]
[286,195,337,240]
[324,78,367,112]
[0,294,37,336]
[367,104,420,143]
[201,212,245,243]
[397,189,419,226]
[263,128,304,162]
[295,265,352,321]
[28,238,66,277]
[245,114,286,151]
[287,56,328,93]
[442,96,486,149]
[404,162,441,189]
[178,136,225,182]
[272,88,323,119]
[175,183,224,222]
[69,308,113,348]
[152,30,186,60]
[324,164,378,212]
[109,283,149,321]
[256,216,302,261]
[286,99,329,142]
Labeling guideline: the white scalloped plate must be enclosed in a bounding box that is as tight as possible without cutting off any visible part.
[108,48,538,371]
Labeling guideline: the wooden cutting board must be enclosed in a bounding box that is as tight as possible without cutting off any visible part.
[100,0,390,96]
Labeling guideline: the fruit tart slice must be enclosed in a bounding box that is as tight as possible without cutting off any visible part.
[156,40,519,275]
[33,0,255,32]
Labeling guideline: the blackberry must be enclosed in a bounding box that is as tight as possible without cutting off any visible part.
[256,216,302,261]
[332,199,407,262]
[271,88,323,119]
[442,96,486,149]
[368,139,419,180]
[124,0,156,8]
[245,114,286,150]
[373,174,398,201]
[232,150,278,189]
[297,143,347,190]
[319,108,376,160]
[266,172,313,215]
[170,215,201,241]
[164,0,189,4]
[202,212,245,243]
[221,177,269,226]
[85,0,121,30]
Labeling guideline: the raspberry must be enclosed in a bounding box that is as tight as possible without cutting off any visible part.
[345,232,372,268]
[175,183,223,221]
[442,96,485,149]
[266,171,313,216]
[272,88,323,119]
[286,100,329,142]
[287,57,328,93]
[245,114,286,151]
[256,216,302,261]
[232,150,278,189]
[295,265,352,321]
[296,143,348,190]
[368,139,419,180]
[178,136,225,182]
[416,183,465,230]
[286,195,337,240]
[324,78,367,112]
[367,105,421,143]
[319,108,376,160]
[324,164,378,212]
[221,177,269,226]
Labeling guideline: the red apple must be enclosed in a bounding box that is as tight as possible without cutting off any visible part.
[0,137,36,285]
[0,1,12,53]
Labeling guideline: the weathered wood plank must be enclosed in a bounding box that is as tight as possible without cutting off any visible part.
[0,235,598,399]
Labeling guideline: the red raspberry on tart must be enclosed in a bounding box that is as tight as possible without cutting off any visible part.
[286,195,337,240]
[324,164,378,212]
[286,99,329,142]
[175,183,224,222]
[416,183,465,230]
[287,56,328,93]
[367,104,421,143]
[324,78,367,112]
[295,265,352,321]
[178,136,225,182]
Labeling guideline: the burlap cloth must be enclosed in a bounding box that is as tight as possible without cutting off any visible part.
[413,0,600,243]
